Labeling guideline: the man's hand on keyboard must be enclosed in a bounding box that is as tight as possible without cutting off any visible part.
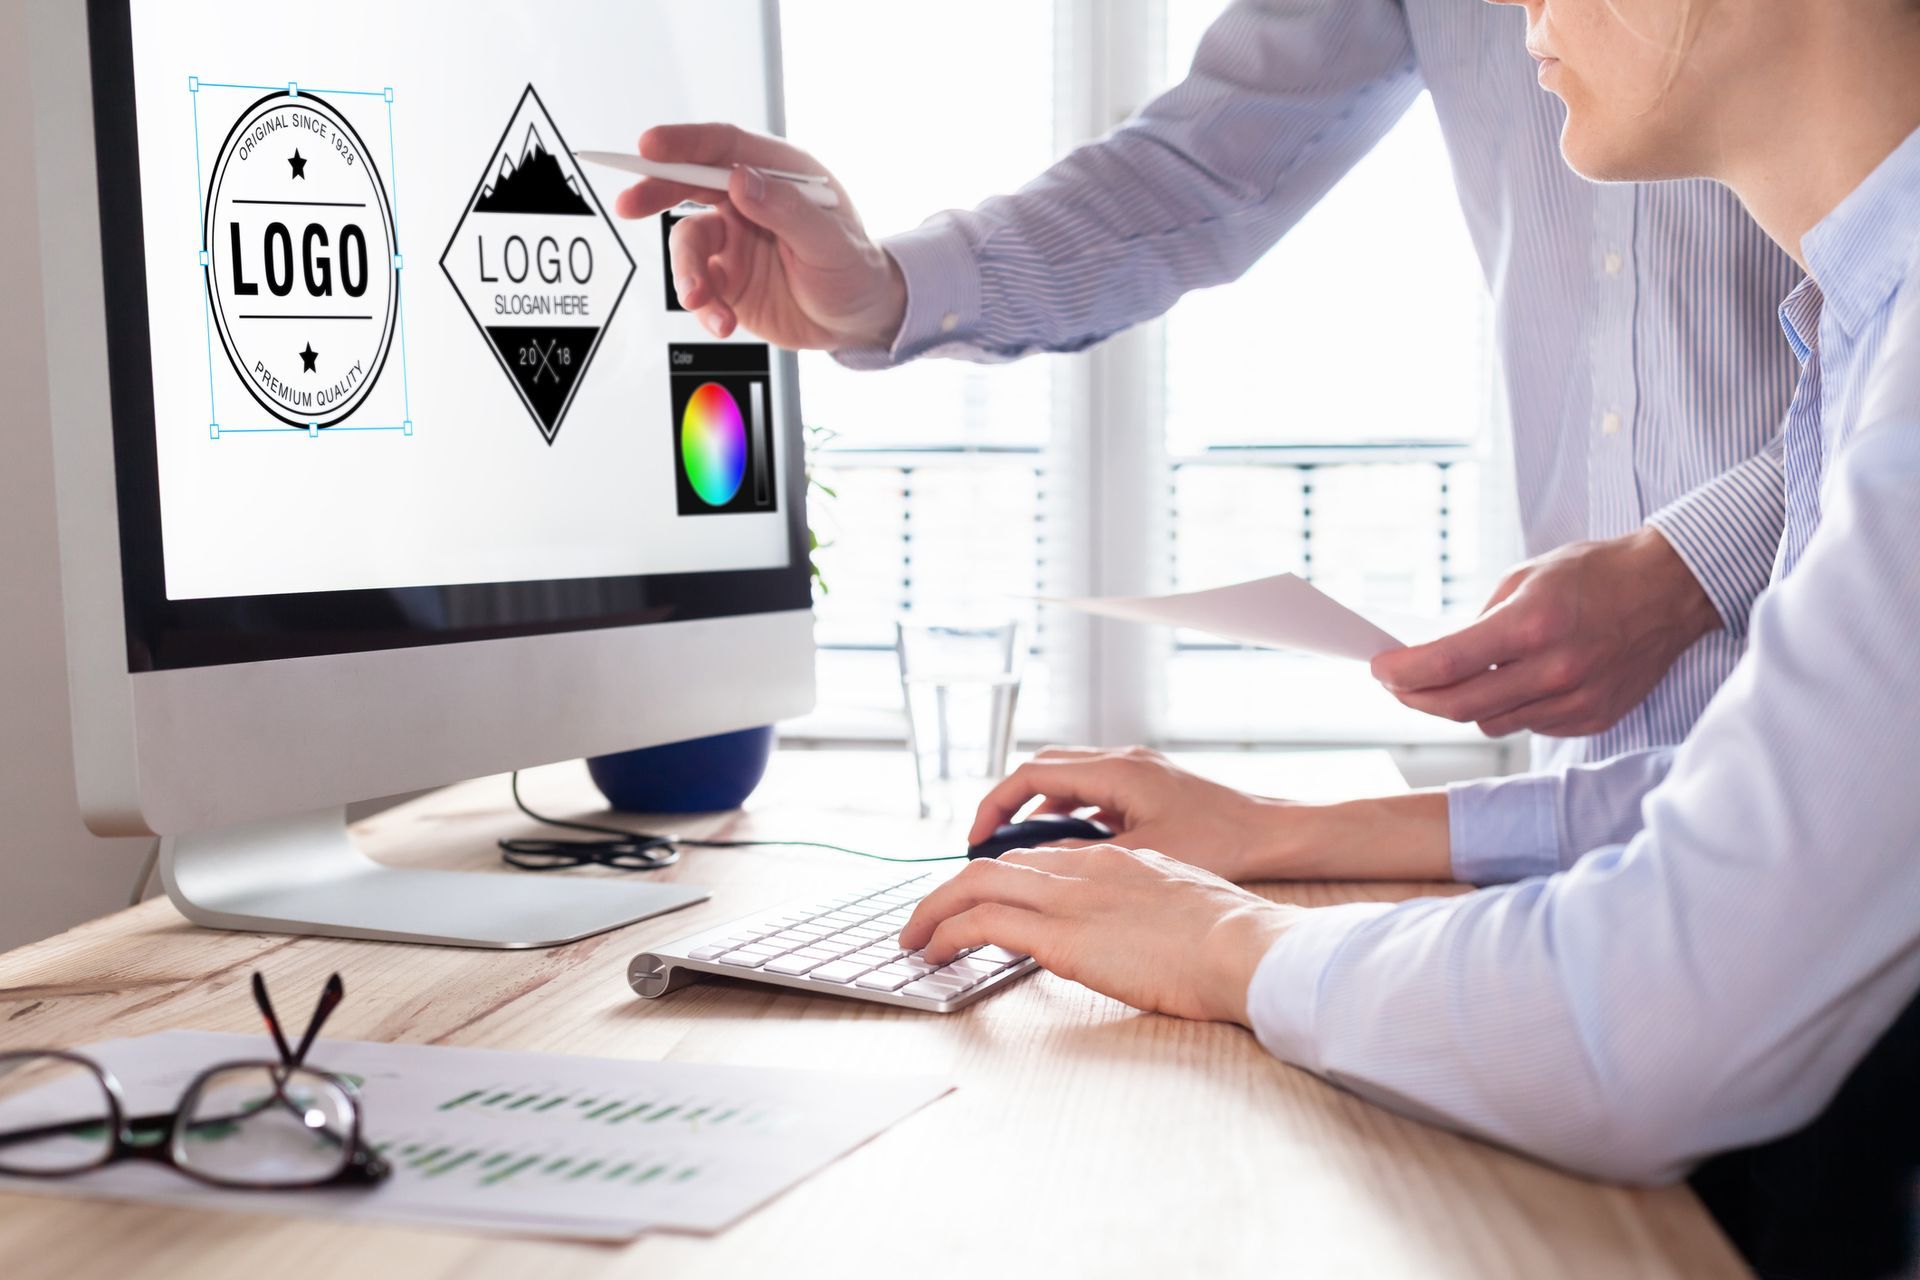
[969,747,1304,882]
[898,846,1302,1025]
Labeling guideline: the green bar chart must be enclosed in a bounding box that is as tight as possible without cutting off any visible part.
[433,1082,762,1129]
[375,1132,703,1190]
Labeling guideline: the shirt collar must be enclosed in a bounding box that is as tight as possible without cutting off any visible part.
[1777,276,1823,365]
[1801,123,1920,337]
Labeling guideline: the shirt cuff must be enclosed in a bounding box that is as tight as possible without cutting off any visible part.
[831,219,983,372]
[1644,451,1786,639]
[1445,772,1561,885]
[1247,901,1398,1072]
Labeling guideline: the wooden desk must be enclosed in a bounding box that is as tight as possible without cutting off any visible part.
[0,750,1745,1279]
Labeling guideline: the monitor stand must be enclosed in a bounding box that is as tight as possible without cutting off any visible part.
[157,807,708,948]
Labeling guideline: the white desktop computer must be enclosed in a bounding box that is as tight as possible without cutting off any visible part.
[24,0,815,946]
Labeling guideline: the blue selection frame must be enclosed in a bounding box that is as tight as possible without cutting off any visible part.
[189,76,416,440]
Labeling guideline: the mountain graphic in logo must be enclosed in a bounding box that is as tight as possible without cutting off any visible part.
[473,125,593,216]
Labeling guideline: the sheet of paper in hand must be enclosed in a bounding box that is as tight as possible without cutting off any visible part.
[1039,574,1411,662]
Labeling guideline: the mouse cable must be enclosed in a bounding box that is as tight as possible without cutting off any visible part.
[498,771,966,872]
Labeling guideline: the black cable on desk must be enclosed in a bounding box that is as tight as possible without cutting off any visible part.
[497,771,967,872]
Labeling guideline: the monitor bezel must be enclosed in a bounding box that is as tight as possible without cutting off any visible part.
[84,0,812,674]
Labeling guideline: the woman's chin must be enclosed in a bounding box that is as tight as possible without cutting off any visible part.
[1558,125,1677,185]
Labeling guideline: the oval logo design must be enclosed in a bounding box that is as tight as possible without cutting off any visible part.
[204,91,398,428]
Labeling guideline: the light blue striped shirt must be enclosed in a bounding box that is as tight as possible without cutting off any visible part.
[1250,124,1920,1184]
[842,0,1801,774]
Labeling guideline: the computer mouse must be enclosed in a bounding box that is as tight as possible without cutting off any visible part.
[966,813,1116,860]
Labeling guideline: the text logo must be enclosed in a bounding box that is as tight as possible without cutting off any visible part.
[204,91,398,427]
[440,85,634,445]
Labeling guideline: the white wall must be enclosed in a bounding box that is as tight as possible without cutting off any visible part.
[0,2,154,952]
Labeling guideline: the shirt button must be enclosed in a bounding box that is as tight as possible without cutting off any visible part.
[1601,410,1623,436]
[939,312,959,333]
[1604,249,1624,276]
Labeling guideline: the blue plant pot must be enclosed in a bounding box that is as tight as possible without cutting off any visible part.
[586,725,777,814]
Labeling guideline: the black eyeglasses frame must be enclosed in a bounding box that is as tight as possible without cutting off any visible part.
[0,972,388,1190]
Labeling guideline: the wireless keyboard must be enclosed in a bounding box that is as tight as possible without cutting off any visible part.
[627,871,1037,1012]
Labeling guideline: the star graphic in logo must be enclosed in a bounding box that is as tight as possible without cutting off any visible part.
[299,342,319,373]
[288,149,308,180]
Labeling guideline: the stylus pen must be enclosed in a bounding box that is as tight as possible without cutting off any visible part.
[574,151,841,209]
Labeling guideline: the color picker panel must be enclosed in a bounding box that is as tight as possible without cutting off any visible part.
[667,342,776,517]
[680,382,746,507]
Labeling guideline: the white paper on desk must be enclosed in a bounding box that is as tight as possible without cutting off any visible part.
[1040,574,1410,661]
[0,1031,951,1242]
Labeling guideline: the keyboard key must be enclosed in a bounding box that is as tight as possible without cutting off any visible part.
[969,945,1026,965]
[851,946,906,965]
[795,945,841,961]
[792,923,834,938]
[941,957,1004,982]
[769,930,814,945]
[855,966,917,991]
[717,950,771,968]
[900,974,976,1001]
[807,961,869,984]
[688,944,731,961]
[897,955,942,978]
[763,954,825,976]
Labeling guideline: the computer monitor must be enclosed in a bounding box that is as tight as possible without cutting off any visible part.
[26,0,815,946]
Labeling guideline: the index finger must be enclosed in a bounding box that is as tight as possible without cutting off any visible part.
[612,177,726,221]
[1370,609,1526,692]
[967,759,1131,846]
[899,859,1063,949]
[640,123,827,178]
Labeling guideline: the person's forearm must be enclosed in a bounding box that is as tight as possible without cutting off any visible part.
[1246,426,1920,1186]
[1236,792,1452,882]
[845,0,1421,369]
[1448,746,1679,885]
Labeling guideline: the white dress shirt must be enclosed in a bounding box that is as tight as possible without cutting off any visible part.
[1248,126,1920,1184]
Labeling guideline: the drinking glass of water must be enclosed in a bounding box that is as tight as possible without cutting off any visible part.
[895,618,1023,822]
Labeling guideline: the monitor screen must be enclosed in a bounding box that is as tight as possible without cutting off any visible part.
[88,0,809,670]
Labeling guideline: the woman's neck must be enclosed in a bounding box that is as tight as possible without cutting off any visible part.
[1709,15,1920,274]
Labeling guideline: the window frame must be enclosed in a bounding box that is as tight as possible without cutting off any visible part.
[786,0,1520,765]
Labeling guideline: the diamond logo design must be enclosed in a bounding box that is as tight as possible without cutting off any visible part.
[441,85,634,445]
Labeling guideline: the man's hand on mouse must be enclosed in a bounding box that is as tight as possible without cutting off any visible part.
[899,845,1303,1025]
[969,746,1303,882]
[611,123,908,351]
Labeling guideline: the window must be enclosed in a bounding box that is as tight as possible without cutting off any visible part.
[781,0,1064,740]
[782,1,1518,759]
[1156,1,1507,745]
